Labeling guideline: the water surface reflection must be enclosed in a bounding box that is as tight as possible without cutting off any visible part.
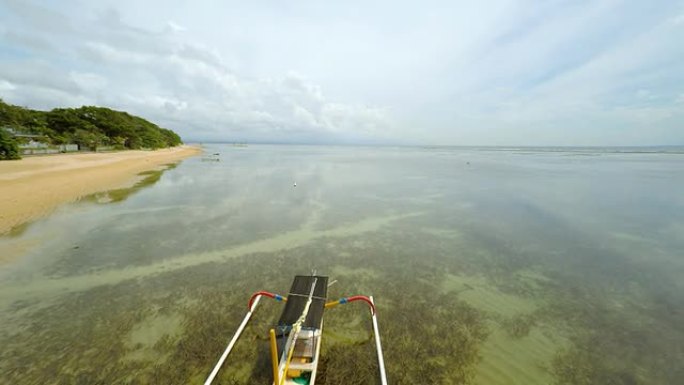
[1,145,682,384]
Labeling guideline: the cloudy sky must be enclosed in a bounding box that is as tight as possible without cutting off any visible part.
[1,0,683,145]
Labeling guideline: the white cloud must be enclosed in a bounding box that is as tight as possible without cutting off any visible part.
[166,21,186,33]
[83,42,151,64]
[291,105,318,128]
[70,72,108,92]
[0,80,16,92]
[321,104,389,134]
[670,13,684,25]
[0,1,392,143]
[0,0,682,145]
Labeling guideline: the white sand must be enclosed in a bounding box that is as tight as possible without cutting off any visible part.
[0,145,202,236]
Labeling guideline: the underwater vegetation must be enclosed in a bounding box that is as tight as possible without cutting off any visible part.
[6,220,32,238]
[83,163,178,204]
[1,211,682,385]
[0,219,484,384]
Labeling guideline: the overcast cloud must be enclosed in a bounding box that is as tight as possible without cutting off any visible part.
[1,0,683,145]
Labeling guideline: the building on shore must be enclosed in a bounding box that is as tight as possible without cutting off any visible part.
[2,127,80,155]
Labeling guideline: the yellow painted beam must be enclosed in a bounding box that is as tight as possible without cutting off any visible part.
[269,329,279,385]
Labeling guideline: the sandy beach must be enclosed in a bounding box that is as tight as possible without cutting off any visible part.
[0,145,202,236]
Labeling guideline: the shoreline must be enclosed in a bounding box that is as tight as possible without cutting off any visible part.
[0,145,203,236]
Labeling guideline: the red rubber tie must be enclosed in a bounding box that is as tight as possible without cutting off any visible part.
[347,295,376,315]
[248,291,275,310]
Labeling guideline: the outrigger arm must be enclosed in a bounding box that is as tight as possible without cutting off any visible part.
[204,289,388,385]
[324,295,388,385]
[203,295,260,385]
[370,296,388,385]
[204,291,286,385]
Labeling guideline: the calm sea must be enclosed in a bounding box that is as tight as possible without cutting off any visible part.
[1,145,683,384]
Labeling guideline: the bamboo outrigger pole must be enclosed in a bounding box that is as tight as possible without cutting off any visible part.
[370,296,388,385]
[324,294,387,384]
[204,295,262,385]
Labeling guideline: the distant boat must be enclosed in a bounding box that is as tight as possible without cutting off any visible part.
[204,274,387,385]
[201,153,220,162]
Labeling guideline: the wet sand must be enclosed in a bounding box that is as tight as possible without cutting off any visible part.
[0,145,202,236]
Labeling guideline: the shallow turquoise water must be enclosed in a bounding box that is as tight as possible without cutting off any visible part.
[1,145,683,384]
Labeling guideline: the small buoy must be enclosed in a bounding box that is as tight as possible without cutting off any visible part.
[293,182,297,187]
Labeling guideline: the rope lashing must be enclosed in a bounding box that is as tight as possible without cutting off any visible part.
[325,295,376,315]
[279,278,318,385]
[248,291,286,310]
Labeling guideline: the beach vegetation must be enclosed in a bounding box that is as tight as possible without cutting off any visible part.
[0,99,182,154]
[0,127,21,160]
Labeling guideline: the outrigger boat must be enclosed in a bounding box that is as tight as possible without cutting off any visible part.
[204,275,388,385]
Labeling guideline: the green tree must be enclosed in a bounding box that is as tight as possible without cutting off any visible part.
[2,100,183,150]
[0,128,21,160]
[71,129,98,150]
